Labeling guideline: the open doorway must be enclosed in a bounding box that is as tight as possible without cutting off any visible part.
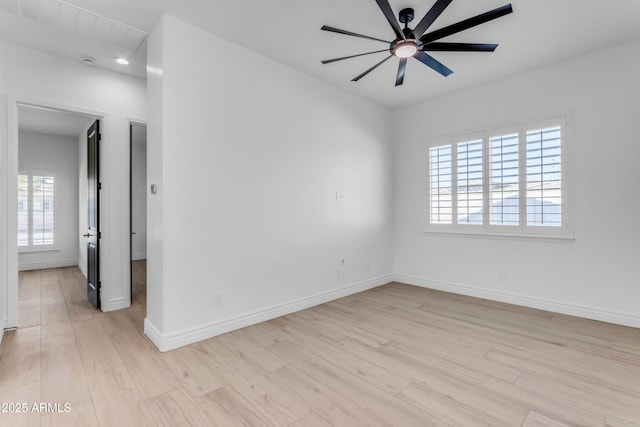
[130,123,147,308]
[15,103,99,328]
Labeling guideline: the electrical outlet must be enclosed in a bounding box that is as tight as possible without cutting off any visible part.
[499,272,505,282]
[366,263,371,272]
[214,293,224,308]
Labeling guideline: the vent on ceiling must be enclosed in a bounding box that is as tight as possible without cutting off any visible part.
[0,0,147,53]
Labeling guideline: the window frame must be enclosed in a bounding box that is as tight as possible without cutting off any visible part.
[426,115,573,240]
[18,170,58,251]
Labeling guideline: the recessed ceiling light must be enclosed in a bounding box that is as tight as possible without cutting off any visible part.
[114,57,129,65]
[81,56,95,65]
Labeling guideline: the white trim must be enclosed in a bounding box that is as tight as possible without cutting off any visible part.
[144,274,393,352]
[144,318,164,350]
[123,117,147,311]
[19,247,60,253]
[7,96,19,328]
[103,297,128,312]
[19,259,78,271]
[423,229,574,243]
[394,273,640,329]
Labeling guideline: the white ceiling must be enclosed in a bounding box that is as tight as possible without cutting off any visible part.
[18,104,95,137]
[18,104,146,143]
[2,0,640,108]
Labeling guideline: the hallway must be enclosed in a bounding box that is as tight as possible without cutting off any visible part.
[0,262,147,425]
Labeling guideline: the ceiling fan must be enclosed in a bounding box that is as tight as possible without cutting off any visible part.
[321,0,513,86]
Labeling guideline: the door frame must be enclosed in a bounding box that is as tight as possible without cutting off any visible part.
[86,120,101,309]
[6,96,105,327]
[127,120,147,304]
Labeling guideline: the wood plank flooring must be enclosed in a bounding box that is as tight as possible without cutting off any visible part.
[1,263,639,426]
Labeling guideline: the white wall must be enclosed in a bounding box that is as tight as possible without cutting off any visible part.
[146,18,165,334]
[393,39,640,327]
[145,15,393,350]
[131,127,147,260]
[18,131,79,270]
[1,42,146,315]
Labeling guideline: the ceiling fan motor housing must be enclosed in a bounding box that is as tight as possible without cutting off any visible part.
[399,8,415,24]
[392,8,417,57]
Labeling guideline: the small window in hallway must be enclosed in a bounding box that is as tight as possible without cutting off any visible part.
[18,174,55,248]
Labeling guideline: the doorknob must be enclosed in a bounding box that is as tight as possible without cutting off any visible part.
[83,233,94,238]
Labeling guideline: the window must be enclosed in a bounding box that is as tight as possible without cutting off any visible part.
[18,174,55,247]
[526,127,562,227]
[428,117,569,238]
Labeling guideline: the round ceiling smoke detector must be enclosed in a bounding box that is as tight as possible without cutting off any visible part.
[81,56,96,66]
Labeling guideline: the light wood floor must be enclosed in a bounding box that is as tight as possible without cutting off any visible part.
[2,264,640,426]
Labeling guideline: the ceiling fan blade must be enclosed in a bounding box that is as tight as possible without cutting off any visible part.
[352,55,393,82]
[420,4,513,44]
[414,51,453,77]
[422,42,498,52]
[321,25,390,44]
[395,58,407,86]
[374,0,406,40]
[413,0,452,38]
[321,49,389,64]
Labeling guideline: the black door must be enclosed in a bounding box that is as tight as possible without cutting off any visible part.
[86,120,101,308]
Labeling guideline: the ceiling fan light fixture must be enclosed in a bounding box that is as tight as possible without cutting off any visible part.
[393,41,418,58]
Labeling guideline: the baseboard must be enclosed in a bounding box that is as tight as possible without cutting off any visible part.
[19,259,78,271]
[144,318,164,351]
[102,298,129,312]
[145,274,393,352]
[394,273,640,329]
[132,253,146,261]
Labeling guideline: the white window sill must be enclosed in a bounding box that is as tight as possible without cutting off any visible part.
[423,229,574,243]
[19,247,60,254]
